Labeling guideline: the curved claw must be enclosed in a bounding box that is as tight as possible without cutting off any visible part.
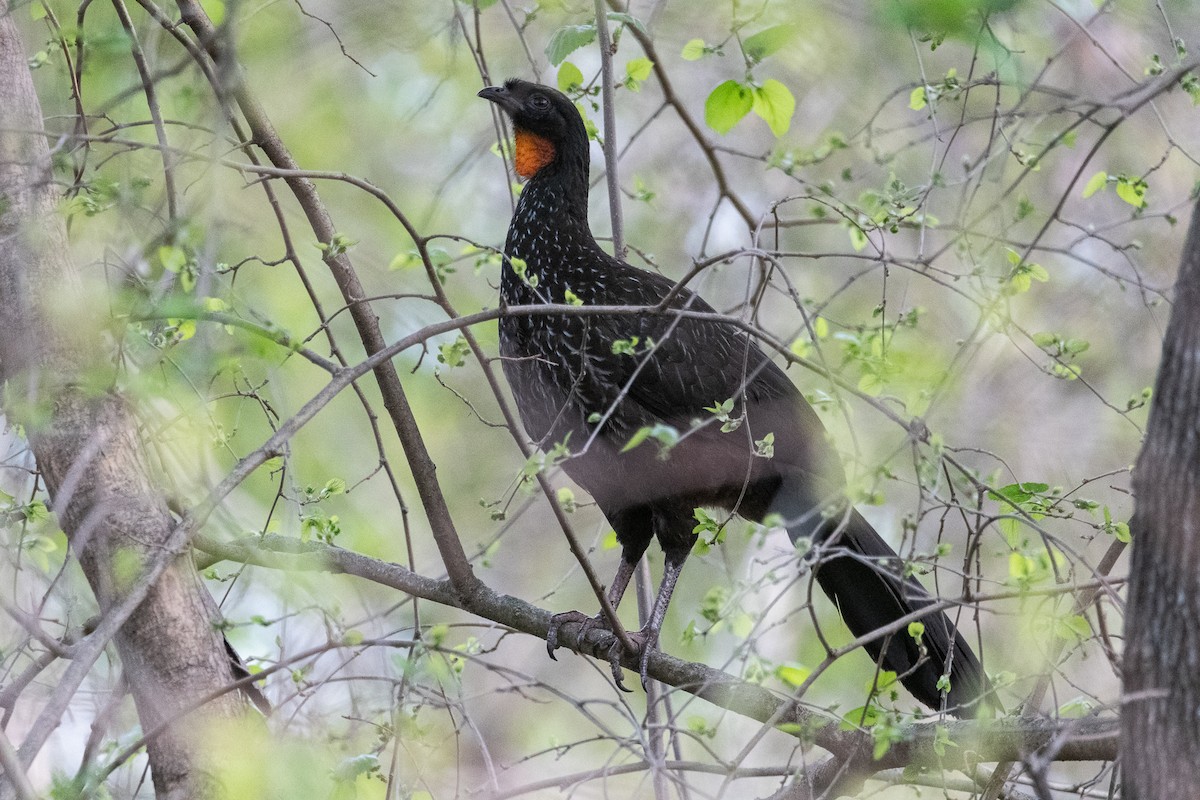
[547,612,663,693]
[636,630,658,690]
[609,629,657,692]
[638,641,654,690]
[608,642,633,692]
[547,610,607,660]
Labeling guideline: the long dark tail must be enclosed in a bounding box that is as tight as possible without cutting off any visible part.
[813,509,991,716]
[225,636,271,715]
[775,477,992,717]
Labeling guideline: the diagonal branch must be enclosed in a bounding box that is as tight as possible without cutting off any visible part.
[172,0,480,596]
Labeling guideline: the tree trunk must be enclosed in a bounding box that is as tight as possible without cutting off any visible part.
[0,7,247,798]
[1123,198,1200,797]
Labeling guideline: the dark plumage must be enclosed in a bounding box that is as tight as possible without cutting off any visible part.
[480,79,991,716]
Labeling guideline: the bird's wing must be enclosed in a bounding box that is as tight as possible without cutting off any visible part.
[583,263,838,478]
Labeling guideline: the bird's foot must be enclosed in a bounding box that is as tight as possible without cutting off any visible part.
[546,613,661,692]
[546,610,607,659]
[635,628,659,690]
[604,628,659,693]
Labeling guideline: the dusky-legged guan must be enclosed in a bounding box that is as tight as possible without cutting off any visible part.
[480,79,990,717]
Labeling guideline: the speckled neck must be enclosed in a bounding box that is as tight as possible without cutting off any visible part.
[502,143,601,304]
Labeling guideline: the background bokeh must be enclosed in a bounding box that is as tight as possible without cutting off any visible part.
[4,0,1199,796]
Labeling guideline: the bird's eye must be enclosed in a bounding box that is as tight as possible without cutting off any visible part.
[529,94,551,110]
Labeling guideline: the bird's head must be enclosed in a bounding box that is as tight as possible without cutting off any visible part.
[479,79,589,180]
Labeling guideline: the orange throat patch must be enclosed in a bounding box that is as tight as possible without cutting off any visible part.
[514,129,556,179]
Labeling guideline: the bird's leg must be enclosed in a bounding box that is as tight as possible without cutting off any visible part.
[547,550,640,658]
[624,545,689,689]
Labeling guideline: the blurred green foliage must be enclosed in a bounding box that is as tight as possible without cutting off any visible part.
[4,0,1196,795]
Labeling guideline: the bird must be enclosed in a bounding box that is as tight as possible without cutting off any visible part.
[479,78,991,717]
[225,636,271,715]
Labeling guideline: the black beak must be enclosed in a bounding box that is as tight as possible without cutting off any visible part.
[478,85,521,115]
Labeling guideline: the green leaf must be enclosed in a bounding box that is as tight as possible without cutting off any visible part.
[437,335,471,368]
[606,11,647,35]
[158,245,187,273]
[742,24,796,63]
[909,86,927,110]
[681,38,707,61]
[688,716,718,739]
[427,623,450,645]
[847,223,868,251]
[30,2,47,20]
[989,482,1050,504]
[27,535,58,571]
[873,724,902,760]
[775,663,811,687]
[1008,551,1036,582]
[545,25,596,66]
[611,336,640,355]
[389,251,419,270]
[1031,331,1058,349]
[1115,176,1148,208]
[705,80,753,135]
[1007,258,1049,294]
[840,704,880,730]
[625,57,654,82]
[699,585,729,624]
[907,621,925,642]
[1051,363,1082,380]
[624,424,652,450]
[557,61,584,92]
[179,262,197,293]
[1082,171,1108,198]
[751,79,795,137]
[933,724,956,757]
[23,501,49,523]
[622,423,679,452]
[332,753,379,783]
[692,508,721,539]
[872,670,899,691]
[1059,696,1096,718]
[1054,613,1091,643]
[555,486,576,512]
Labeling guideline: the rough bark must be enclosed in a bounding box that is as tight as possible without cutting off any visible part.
[0,7,246,798]
[1122,197,1200,797]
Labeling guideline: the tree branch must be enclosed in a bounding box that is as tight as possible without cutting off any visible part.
[0,7,249,796]
[195,533,1119,783]
[172,0,481,598]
